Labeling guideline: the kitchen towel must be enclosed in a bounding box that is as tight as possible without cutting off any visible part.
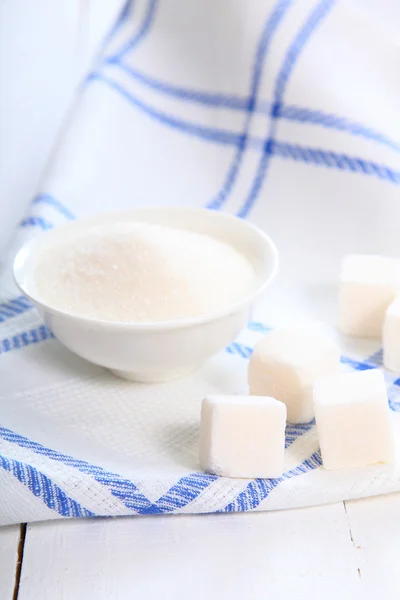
[1,0,400,525]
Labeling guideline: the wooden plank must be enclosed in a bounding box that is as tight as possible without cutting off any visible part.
[18,503,361,600]
[0,524,23,600]
[345,493,400,599]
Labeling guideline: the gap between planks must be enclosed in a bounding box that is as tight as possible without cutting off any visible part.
[344,493,400,599]
[343,501,362,579]
[0,524,22,600]
[12,524,27,600]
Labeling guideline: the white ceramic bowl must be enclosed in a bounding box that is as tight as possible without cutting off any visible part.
[13,207,278,382]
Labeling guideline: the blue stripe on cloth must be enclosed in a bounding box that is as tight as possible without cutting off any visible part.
[0,420,314,515]
[8,296,34,310]
[340,355,379,371]
[0,453,94,517]
[103,0,400,172]
[1,316,256,358]
[20,216,53,231]
[0,427,219,515]
[99,0,134,56]
[110,60,253,111]
[388,382,400,412]
[18,195,75,232]
[0,308,15,320]
[366,348,383,367]
[0,313,384,397]
[95,0,289,218]
[278,105,400,154]
[285,421,314,448]
[0,296,33,323]
[110,0,158,62]
[2,293,396,517]
[32,194,75,220]
[88,72,245,146]
[220,450,322,512]
[237,0,335,218]
[0,426,154,514]
[225,341,253,359]
[389,396,400,412]
[112,56,400,155]
[6,317,388,515]
[90,64,400,189]
[247,321,271,333]
[149,419,313,512]
[274,1,335,106]
[271,141,400,183]
[206,0,293,211]
[149,472,218,513]
[0,325,54,354]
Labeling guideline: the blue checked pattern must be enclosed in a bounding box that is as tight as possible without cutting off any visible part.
[237,0,335,219]
[23,0,398,234]
[85,0,400,222]
[109,62,400,156]
[206,0,293,211]
[88,69,400,189]
[2,1,400,521]
[1,301,399,518]
[0,391,319,518]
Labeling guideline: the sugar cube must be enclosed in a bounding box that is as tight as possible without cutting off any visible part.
[248,329,340,424]
[338,254,400,337]
[314,370,395,470]
[199,395,286,479]
[383,295,400,371]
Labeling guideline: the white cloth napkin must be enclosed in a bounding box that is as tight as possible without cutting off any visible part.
[1,0,400,526]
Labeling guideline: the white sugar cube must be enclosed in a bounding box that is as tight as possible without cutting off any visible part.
[314,370,395,470]
[199,395,286,479]
[383,295,400,371]
[338,255,400,337]
[248,329,340,424]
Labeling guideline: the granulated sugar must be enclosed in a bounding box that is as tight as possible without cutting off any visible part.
[34,222,255,323]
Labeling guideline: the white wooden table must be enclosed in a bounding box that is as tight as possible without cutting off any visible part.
[1,494,399,599]
[2,3,400,599]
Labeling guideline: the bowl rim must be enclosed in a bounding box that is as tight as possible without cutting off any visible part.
[13,207,279,331]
